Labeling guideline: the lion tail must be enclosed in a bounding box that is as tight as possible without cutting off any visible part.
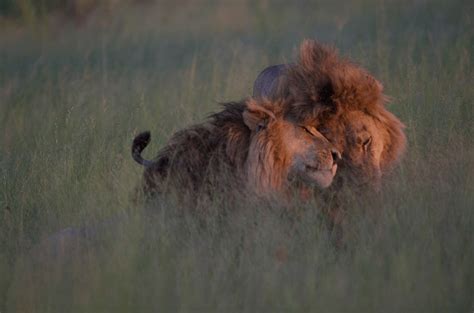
[132,131,154,167]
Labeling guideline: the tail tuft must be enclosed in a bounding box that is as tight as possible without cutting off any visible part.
[132,131,154,167]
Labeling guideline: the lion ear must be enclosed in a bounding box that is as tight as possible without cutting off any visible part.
[243,99,276,131]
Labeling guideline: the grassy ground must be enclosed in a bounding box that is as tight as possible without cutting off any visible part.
[1,0,473,311]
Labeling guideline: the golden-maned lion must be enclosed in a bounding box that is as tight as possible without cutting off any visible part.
[253,40,406,190]
[132,98,340,200]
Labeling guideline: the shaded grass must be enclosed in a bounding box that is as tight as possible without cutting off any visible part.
[1,0,473,311]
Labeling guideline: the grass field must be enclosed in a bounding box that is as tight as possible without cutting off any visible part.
[1,0,473,311]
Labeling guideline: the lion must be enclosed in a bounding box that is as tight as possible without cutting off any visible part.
[253,40,406,191]
[132,98,341,201]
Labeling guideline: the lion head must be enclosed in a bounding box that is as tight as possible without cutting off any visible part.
[318,108,406,190]
[243,99,340,194]
[253,40,406,189]
[132,98,340,200]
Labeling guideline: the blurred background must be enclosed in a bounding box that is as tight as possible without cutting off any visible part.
[1,0,473,311]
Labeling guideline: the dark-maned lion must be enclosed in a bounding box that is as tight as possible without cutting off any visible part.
[132,98,340,201]
[253,40,406,190]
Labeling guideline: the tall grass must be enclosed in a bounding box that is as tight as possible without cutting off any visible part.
[1,0,473,311]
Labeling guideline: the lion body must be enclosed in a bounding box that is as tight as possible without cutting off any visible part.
[139,102,248,198]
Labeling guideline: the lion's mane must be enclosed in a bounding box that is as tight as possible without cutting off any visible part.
[280,40,407,180]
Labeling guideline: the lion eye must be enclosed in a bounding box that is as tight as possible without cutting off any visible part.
[255,122,266,132]
[301,125,317,137]
[362,136,372,151]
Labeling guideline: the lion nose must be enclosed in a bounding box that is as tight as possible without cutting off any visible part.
[331,149,341,164]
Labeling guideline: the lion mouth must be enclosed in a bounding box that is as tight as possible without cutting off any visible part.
[304,163,337,188]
